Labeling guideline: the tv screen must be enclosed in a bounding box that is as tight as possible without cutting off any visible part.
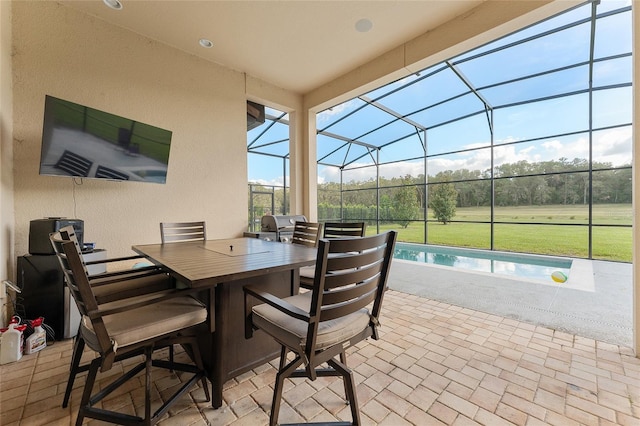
[39,95,172,184]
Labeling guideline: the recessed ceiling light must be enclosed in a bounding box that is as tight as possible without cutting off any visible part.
[103,0,123,10]
[199,38,213,48]
[355,18,373,33]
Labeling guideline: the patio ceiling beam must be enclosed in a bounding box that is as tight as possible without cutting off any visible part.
[249,138,288,150]
[317,130,380,168]
[317,130,379,150]
[317,100,369,134]
[450,6,594,68]
[446,61,493,110]
[317,141,349,164]
[247,111,286,149]
[341,143,353,169]
[341,147,379,169]
[265,113,289,124]
[367,64,446,105]
[359,95,427,131]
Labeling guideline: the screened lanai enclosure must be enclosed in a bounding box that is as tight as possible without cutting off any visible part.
[247,0,632,262]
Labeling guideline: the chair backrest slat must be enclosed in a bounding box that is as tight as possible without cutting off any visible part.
[325,234,381,253]
[321,273,379,307]
[323,222,366,239]
[325,248,384,274]
[160,221,206,244]
[323,260,383,291]
[308,231,397,332]
[320,286,379,322]
[290,221,322,247]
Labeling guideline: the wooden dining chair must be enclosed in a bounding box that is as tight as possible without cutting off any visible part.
[299,221,367,289]
[289,221,322,247]
[244,231,397,426]
[160,221,207,243]
[159,221,207,366]
[55,247,177,409]
[50,226,210,425]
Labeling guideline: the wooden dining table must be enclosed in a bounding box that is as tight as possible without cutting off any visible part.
[132,237,317,408]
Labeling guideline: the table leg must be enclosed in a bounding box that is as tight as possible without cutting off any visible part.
[212,284,223,408]
[209,288,215,332]
[207,270,301,409]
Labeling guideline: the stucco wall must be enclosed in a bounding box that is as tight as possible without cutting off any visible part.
[1,0,14,326]
[11,2,249,258]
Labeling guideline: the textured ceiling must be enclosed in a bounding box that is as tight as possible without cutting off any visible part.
[60,0,484,94]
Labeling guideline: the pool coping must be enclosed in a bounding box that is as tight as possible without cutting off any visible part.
[388,258,633,347]
[393,244,595,292]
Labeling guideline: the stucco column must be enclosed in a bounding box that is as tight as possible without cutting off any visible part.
[288,110,302,216]
[303,110,318,222]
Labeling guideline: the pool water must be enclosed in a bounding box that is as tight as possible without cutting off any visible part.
[393,242,572,283]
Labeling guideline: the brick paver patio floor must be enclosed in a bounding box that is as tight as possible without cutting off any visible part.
[2,290,639,425]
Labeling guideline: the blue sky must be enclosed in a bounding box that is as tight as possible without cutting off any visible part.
[248,0,632,187]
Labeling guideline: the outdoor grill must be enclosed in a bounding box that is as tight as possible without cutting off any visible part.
[254,214,307,242]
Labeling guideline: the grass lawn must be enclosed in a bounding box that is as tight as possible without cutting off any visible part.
[374,204,631,262]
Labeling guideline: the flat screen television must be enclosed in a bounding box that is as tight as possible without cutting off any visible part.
[39,95,172,184]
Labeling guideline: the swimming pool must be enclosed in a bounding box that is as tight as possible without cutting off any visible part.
[393,242,572,283]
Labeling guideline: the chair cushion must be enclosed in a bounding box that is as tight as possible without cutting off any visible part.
[252,293,371,351]
[299,265,315,280]
[81,295,206,352]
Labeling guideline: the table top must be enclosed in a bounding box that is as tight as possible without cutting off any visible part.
[132,237,317,288]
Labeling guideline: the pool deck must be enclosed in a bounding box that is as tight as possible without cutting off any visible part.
[388,258,634,348]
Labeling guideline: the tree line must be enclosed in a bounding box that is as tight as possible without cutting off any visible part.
[249,158,631,227]
[318,158,632,209]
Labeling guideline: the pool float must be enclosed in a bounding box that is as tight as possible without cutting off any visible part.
[551,271,568,283]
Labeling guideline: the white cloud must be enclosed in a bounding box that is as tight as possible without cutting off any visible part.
[378,162,425,179]
[249,177,285,187]
[541,140,562,151]
[428,152,492,175]
[320,161,428,183]
[317,100,359,125]
[317,127,631,182]
[594,127,632,165]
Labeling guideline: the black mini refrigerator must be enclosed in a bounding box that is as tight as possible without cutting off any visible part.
[17,250,105,340]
